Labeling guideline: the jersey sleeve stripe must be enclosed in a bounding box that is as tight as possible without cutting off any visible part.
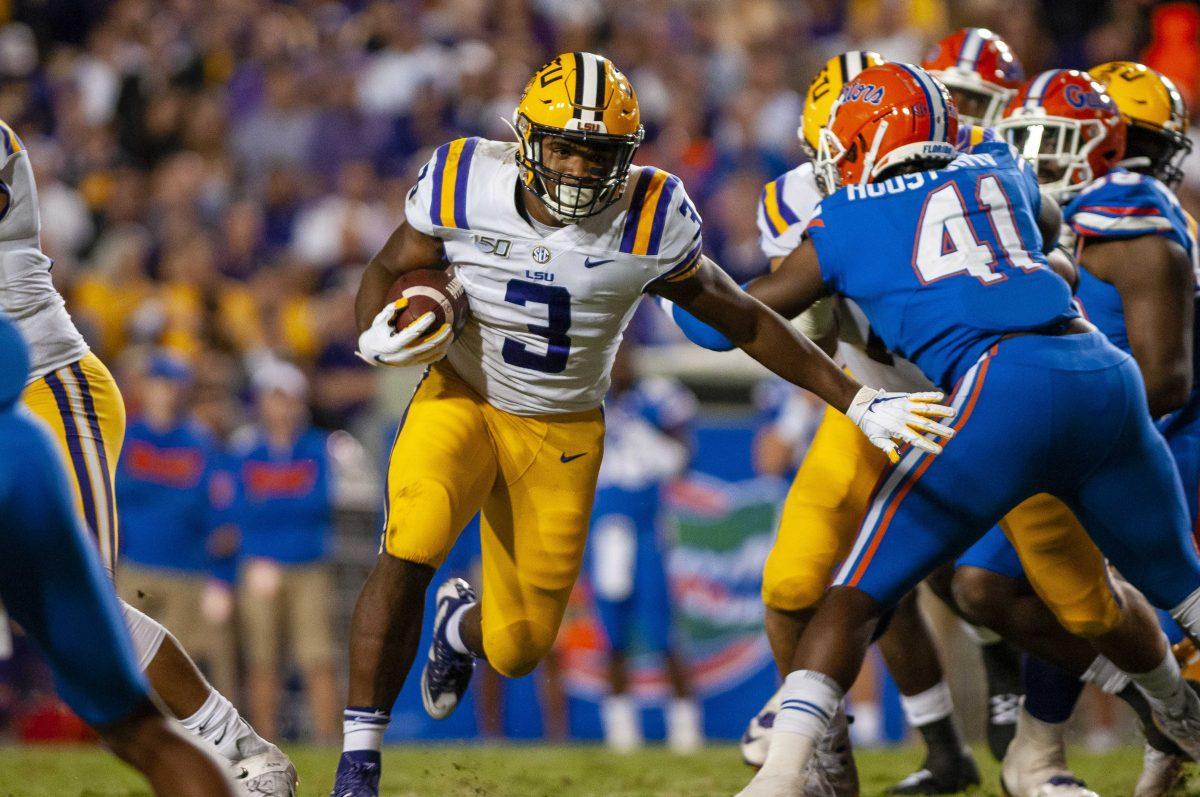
[762,177,800,236]
[619,168,654,253]
[1076,204,1162,217]
[646,174,680,255]
[428,142,450,227]
[659,234,704,282]
[434,138,472,229]
[450,137,479,229]
[632,169,670,255]
[1071,212,1175,236]
[0,121,21,157]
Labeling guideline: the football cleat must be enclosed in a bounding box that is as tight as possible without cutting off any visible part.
[329,752,380,797]
[988,691,1022,760]
[1134,744,1185,797]
[980,640,1023,760]
[804,705,858,797]
[741,689,780,768]
[421,577,478,720]
[1001,708,1097,797]
[1148,684,1200,761]
[234,743,298,796]
[888,752,980,795]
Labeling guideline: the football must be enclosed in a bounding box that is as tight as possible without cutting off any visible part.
[386,268,469,337]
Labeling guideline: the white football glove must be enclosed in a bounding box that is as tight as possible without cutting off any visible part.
[356,299,453,368]
[845,387,956,463]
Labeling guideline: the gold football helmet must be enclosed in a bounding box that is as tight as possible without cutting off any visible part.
[1089,61,1191,187]
[800,51,886,157]
[514,53,644,221]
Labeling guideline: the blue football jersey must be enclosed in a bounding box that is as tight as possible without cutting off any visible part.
[1067,169,1199,358]
[808,142,1078,389]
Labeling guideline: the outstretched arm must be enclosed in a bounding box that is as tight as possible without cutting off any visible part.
[653,254,853,409]
[651,253,955,460]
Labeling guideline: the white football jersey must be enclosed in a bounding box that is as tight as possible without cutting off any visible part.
[406,138,704,416]
[757,162,931,393]
[0,123,88,382]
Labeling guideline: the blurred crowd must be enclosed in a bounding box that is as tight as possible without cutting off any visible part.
[4,0,1195,435]
[0,0,1196,740]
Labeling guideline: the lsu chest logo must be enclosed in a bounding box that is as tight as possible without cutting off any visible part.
[841,82,885,105]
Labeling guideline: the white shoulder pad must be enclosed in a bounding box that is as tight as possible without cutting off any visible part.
[405,137,512,236]
[758,162,822,261]
[616,166,704,284]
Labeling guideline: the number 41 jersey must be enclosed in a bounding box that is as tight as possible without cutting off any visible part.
[808,142,1078,390]
[406,138,704,416]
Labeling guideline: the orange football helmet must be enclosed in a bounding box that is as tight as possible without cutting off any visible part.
[995,69,1126,201]
[816,63,959,192]
[922,28,1024,126]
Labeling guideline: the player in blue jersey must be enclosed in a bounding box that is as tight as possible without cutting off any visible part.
[589,341,703,753]
[0,314,236,797]
[722,62,1200,796]
[950,64,1200,797]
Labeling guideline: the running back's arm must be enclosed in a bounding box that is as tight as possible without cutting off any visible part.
[1085,235,1194,415]
[355,221,447,333]
[650,253,858,411]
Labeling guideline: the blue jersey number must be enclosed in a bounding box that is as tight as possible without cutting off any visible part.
[501,279,571,373]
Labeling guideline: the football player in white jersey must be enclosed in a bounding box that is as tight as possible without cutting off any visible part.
[0,122,296,794]
[331,52,956,796]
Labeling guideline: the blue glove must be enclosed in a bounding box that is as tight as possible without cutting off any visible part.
[655,296,735,352]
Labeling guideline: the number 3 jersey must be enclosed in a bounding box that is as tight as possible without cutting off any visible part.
[807,142,1078,390]
[406,137,704,416]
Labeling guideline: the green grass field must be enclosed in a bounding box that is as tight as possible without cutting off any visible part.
[0,743,1188,796]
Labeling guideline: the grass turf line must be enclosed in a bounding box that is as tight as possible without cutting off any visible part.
[0,743,1181,796]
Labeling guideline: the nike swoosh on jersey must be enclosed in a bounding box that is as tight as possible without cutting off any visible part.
[560,451,587,463]
[583,257,614,268]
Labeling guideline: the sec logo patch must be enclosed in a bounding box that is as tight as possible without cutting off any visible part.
[531,245,551,264]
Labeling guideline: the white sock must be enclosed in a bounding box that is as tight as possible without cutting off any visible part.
[1172,588,1200,638]
[900,680,953,727]
[343,707,390,754]
[1081,655,1131,694]
[601,694,642,752]
[962,621,1001,645]
[666,698,703,753]
[445,601,475,656]
[1130,651,1190,715]
[760,670,843,777]
[181,687,267,762]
